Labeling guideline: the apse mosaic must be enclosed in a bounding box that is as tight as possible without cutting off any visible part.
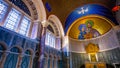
[78,20,100,40]
[67,16,113,40]
[65,4,118,40]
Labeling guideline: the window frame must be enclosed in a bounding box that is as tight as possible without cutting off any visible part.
[4,8,21,31]
[0,0,8,22]
[19,16,31,36]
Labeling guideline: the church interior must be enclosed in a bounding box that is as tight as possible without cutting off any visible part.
[0,0,120,68]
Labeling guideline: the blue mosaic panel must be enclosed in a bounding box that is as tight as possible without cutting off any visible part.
[25,40,36,51]
[0,30,12,46]
[11,35,25,48]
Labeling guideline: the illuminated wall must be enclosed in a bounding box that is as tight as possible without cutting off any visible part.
[65,4,120,68]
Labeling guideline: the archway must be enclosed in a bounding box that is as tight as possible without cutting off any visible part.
[4,47,22,68]
[21,49,33,68]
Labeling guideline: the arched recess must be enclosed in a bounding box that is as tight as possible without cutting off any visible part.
[31,0,47,21]
[21,49,34,68]
[20,0,46,20]
[0,42,7,50]
[6,0,46,22]
[4,46,22,68]
[48,15,64,37]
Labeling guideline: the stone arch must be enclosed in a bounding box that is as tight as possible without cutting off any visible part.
[49,54,53,58]
[4,46,23,68]
[44,52,48,57]
[9,46,23,53]
[24,48,34,55]
[0,41,8,50]
[48,15,64,37]
[6,0,46,21]
[31,0,46,21]
[24,0,38,20]
[21,48,34,68]
[54,55,57,59]
[46,21,58,36]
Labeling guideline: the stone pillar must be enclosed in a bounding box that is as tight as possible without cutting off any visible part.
[29,56,34,68]
[38,21,47,68]
[0,52,7,68]
[16,54,23,68]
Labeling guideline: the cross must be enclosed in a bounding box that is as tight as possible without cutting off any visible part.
[77,7,88,14]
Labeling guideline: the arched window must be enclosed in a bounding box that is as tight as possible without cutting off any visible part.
[19,17,31,35]
[21,50,32,68]
[45,29,56,48]
[4,8,21,30]
[4,47,20,68]
[0,0,32,37]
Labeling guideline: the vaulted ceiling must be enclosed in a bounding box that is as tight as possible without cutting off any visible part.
[42,0,116,28]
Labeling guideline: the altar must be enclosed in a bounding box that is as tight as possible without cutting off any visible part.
[85,62,106,68]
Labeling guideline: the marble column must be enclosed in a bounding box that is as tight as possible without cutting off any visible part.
[29,56,34,68]
[16,53,23,68]
[0,52,7,68]
[38,21,47,68]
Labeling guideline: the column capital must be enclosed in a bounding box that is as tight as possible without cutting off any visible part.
[41,20,48,27]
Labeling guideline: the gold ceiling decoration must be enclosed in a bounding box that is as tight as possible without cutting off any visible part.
[67,15,115,39]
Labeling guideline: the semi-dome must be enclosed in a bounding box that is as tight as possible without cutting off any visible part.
[65,4,118,39]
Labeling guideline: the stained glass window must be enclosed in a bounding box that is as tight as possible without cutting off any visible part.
[19,17,30,35]
[45,30,56,48]
[0,1,8,21]
[4,8,21,30]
